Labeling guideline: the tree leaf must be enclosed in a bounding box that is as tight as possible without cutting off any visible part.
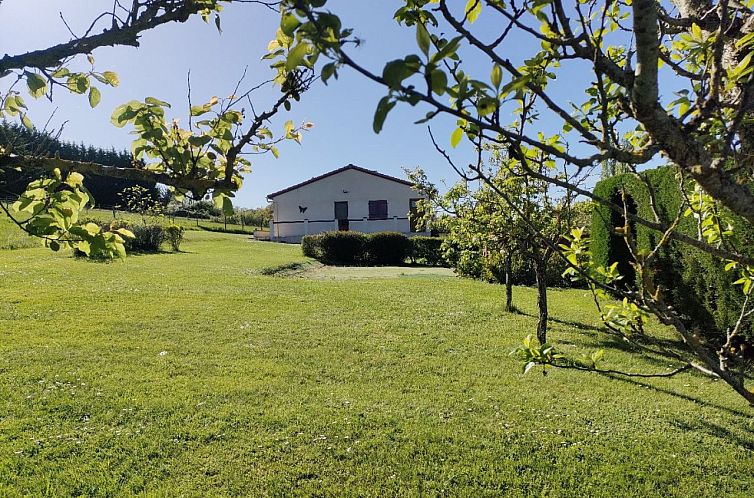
[416,23,431,56]
[465,0,482,23]
[286,42,310,71]
[25,72,47,98]
[102,71,120,87]
[21,113,33,131]
[373,96,396,134]
[491,63,503,88]
[450,126,464,148]
[88,87,101,108]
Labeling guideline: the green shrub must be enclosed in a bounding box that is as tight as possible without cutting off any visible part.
[301,234,323,258]
[364,232,412,265]
[317,231,368,264]
[98,220,183,253]
[410,236,445,266]
[591,165,754,342]
[164,225,185,251]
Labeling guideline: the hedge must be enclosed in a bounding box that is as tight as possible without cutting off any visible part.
[302,232,446,266]
[365,232,413,265]
[89,220,184,253]
[311,231,368,265]
[410,236,445,266]
[591,165,754,340]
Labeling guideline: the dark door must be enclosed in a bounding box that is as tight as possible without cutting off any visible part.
[334,201,349,231]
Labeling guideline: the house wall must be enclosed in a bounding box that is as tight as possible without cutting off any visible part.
[269,168,426,242]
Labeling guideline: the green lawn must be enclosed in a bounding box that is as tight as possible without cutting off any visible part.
[1,226,754,496]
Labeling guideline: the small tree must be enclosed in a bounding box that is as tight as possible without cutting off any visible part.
[412,148,573,342]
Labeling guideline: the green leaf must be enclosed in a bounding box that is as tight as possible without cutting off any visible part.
[321,62,337,84]
[222,196,234,216]
[491,63,503,88]
[373,96,396,134]
[430,69,448,95]
[77,240,91,256]
[115,228,135,239]
[102,71,119,87]
[88,87,101,108]
[450,126,464,148]
[25,72,47,98]
[65,172,85,188]
[416,23,431,56]
[431,36,463,64]
[67,74,90,94]
[52,67,70,78]
[476,97,497,116]
[465,0,482,23]
[281,12,300,37]
[21,113,33,131]
[191,104,211,117]
[382,59,417,89]
[285,42,310,71]
[145,97,170,107]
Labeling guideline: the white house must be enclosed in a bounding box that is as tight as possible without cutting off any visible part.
[267,164,428,242]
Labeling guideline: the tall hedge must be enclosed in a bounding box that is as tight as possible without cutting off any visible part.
[591,165,753,339]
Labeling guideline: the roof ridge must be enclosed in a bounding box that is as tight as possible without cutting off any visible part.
[267,164,413,199]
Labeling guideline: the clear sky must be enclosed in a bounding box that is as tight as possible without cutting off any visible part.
[0,1,597,207]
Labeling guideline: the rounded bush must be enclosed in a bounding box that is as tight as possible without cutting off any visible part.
[410,236,446,266]
[317,231,368,264]
[365,232,411,265]
[301,234,323,258]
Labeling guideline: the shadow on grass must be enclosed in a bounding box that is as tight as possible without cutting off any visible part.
[513,309,691,367]
[672,418,754,449]
[604,374,753,419]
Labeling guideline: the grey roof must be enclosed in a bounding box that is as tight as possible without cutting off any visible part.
[266,164,413,199]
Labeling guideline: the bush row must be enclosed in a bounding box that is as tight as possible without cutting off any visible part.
[82,219,185,253]
[302,231,445,266]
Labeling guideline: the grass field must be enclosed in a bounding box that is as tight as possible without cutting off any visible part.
[1,220,754,496]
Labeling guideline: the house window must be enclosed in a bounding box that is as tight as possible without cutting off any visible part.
[368,200,388,220]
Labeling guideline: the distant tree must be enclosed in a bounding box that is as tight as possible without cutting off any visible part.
[0,121,160,207]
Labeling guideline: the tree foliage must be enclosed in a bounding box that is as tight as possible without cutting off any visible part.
[0,0,310,258]
[0,121,159,207]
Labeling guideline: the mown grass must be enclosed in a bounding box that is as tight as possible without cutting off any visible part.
[1,222,754,496]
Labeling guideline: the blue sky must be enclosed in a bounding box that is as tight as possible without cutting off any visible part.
[1,1,598,207]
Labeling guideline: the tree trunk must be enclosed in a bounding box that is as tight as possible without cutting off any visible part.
[504,251,514,312]
[535,259,548,344]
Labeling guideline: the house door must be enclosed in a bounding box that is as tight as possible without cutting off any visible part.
[334,201,349,231]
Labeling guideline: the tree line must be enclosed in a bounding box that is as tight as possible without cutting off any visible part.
[0,121,160,207]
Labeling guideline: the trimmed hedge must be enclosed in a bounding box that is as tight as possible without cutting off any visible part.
[410,236,445,266]
[591,165,754,340]
[314,231,368,265]
[302,232,446,266]
[366,232,413,265]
